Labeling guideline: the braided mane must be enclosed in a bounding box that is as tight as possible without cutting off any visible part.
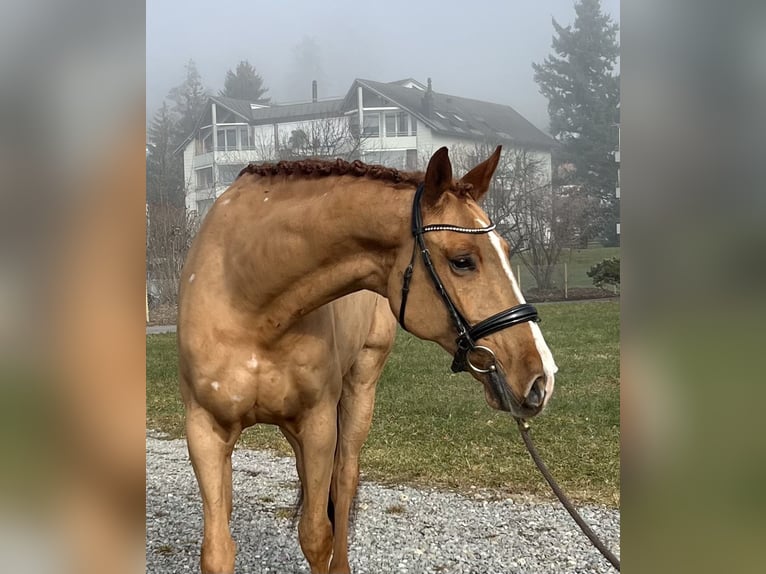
[237,158,473,194]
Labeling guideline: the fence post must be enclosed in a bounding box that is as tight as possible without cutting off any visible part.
[564,262,568,299]
[517,265,521,291]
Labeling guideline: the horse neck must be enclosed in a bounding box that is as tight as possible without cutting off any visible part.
[232,176,411,334]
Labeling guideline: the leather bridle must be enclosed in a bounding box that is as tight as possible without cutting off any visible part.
[398,183,541,375]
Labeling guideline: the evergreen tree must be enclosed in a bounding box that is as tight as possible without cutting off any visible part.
[146,102,184,207]
[533,0,620,244]
[168,60,209,145]
[220,60,270,102]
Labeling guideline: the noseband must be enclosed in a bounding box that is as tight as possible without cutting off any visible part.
[398,183,540,374]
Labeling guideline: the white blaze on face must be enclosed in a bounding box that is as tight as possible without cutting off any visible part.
[210,381,220,391]
[475,216,558,381]
[246,353,259,370]
[485,228,525,304]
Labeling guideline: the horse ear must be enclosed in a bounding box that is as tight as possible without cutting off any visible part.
[459,145,502,202]
[423,147,453,205]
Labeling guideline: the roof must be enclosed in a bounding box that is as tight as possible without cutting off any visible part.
[345,79,555,149]
[387,77,426,90]
[173,96,345,154]
[210,96,258,121]
[174,79,554,154]
[210,95,344,123]
[248,98,343,124]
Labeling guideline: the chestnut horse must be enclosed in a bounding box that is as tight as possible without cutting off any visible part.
[177,147,557,573]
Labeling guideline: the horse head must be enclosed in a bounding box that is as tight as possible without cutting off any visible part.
[389,146,557,418]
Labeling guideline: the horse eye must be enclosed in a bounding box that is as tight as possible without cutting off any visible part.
[449,256,476,272]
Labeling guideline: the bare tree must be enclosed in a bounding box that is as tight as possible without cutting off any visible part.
[552,183,596,249]
[250,128,277,161]
[497,149,566,290]
[146,202,199,306]
[450,142,530,258]
[280,116,365,161]
[451,143,567,291]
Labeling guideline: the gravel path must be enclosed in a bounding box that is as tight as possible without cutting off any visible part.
[146,432,619,573]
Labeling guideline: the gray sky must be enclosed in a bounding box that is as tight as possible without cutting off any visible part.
[147,0,619,132]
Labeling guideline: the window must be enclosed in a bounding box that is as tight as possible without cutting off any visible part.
[406,149,418,170]
[364,150,406,169]
[196,128,213,154]
[239,126,252,149]
[362,113,380,137]
[397,112,409,136]
[349,114,360,138]
[218,164,247,185]
[383,112,412,137]
[384,113,396,136]
[196,167,213,189]
[216,127,238,150]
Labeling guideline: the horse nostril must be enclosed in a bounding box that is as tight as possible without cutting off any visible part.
[523,376,546,409]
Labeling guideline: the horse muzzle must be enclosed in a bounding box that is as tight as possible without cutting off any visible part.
[481,365,548,418]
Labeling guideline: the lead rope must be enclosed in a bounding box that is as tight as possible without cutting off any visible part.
[515,418,621,571]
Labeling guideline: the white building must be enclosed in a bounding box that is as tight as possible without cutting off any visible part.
[177,78,555,218]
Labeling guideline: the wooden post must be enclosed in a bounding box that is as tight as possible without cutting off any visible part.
[564,262,568,299]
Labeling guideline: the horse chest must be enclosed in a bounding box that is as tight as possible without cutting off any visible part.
[191,345,343,427]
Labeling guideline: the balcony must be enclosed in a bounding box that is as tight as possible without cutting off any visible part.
[361,135,417,152]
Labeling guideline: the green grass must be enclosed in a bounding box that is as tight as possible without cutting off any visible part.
[511,246,620,290]
[147,301,619,505]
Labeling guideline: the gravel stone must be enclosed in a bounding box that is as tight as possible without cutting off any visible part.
[146,432,620,573]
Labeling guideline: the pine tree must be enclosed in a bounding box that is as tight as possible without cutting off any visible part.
[220,60,270,102]
[146,102,184,207]
[533,0,620,244]
[168,60,209,146]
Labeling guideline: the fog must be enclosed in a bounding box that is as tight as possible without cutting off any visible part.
[147,0,619,132]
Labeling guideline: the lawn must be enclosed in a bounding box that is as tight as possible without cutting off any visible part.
[147,300,619,505]
[511,246,620,291]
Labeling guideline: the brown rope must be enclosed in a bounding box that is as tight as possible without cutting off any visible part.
[515,418,621,571]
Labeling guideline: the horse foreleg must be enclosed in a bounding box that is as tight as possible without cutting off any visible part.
[186,403,241,574]
[328,377,377,574]
[330,311,396,574]
[290,406,338,574]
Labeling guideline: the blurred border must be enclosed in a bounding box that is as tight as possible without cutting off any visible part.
[623,0,766,572]
[0,0,146,573]
[2,0,765,572]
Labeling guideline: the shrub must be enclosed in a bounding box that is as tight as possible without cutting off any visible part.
[587,257,620,290]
